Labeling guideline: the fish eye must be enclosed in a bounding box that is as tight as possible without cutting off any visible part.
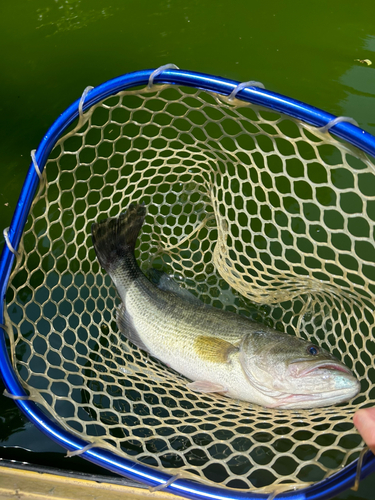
[308,345,319,356]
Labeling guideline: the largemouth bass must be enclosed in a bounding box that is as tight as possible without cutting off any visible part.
[91,204,360,409]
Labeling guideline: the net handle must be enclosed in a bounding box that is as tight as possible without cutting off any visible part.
[1,66,375,500]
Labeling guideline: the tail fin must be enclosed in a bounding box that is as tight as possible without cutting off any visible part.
[91,203,146,272]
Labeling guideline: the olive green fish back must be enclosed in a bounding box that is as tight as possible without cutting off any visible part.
[4,83,375,494]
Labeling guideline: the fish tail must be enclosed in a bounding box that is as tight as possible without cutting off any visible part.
[91,203,146,272]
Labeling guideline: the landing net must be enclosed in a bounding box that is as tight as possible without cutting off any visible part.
[1,68,375,499]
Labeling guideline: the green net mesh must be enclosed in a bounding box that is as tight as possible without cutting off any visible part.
[4,83,375,493]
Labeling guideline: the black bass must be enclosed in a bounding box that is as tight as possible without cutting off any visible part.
[91,204,360,409]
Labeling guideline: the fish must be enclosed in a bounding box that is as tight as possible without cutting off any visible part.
[91,204,360,409]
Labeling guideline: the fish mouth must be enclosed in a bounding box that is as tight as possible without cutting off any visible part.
[271,385,359,409]
[289,360,353,378]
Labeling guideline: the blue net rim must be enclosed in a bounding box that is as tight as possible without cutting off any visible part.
[1,68,375,500]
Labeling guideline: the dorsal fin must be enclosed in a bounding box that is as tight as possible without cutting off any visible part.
[148,268,203,305]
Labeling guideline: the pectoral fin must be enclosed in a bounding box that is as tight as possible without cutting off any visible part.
[187,381,228,394]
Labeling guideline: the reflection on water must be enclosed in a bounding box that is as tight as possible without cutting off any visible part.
[0,446,121,479]
[36,0,114,36]
[0,381,27,443]
[339,36,375,135]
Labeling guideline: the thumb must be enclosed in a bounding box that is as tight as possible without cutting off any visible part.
[353,408,375,454]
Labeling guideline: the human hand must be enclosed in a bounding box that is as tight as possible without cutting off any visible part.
[353,408,375,453]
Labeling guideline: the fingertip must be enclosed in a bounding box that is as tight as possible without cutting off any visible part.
[354,407,375,424]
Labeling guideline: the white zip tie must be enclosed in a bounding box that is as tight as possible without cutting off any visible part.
[148,64,179,89]
[54,85,95,149]
[317,116,359,133]
[65,442,97,458]
[30,149,43,180]
[148,474,181,492]
[228,80,265,101]
[78,86,94,119]
[3,389,30,401]
[3,227,19,256]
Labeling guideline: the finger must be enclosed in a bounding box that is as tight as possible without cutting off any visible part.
[353,408,375,454]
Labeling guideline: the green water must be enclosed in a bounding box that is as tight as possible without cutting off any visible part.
[1,1,375,498]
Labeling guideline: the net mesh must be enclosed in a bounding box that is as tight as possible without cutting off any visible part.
[4,83,375,493]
